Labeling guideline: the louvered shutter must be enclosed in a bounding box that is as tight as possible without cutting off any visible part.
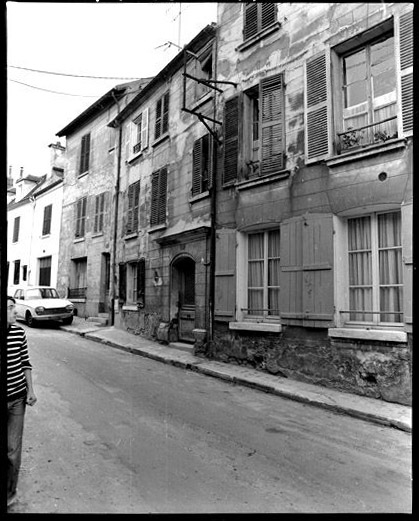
[118,263,126,303]
[208,133,214,189]
[155,98,162,139]
[13,216,20,242]
[133,181,140,231]
[305,53,330,161]
[81,197,87,236]
[192,137,203,196]
[126,184,135,233]
[260,73,285,175]
[261,3,276,30]
[75,199,81,237]
[214,229,236,321]
[398,10,413,136]
[402,203,412,324]
[99,192,105,232]
[244,3,258,40]
[42,204,52,235]
[223,96,240,184]
[137,258,146,306]
[158,167,168,225]
[162,93,169,134]
[80,134,90,173]
[94,194,100,233]
[141,108,149,149]
[150,171,159,226]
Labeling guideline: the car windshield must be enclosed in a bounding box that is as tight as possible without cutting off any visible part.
[26,288,59,299]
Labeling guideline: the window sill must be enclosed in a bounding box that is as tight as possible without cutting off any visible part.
[229,321,282,333]
[152,133,169,148]
[327,138,407,168]
[70,298,86,303]
[73,237,85,243]
[122,304,139,312]
[108,146,115,153]
[78,171,89,179]
[124,232,138,241]
[236,170,290,190]
[328,328,407,343]
[41,234,51,239]
[148,223,167,234]
[127,150,144,164]
[91,232,104,239]
[236,22,281,52]
[189,191,210,204]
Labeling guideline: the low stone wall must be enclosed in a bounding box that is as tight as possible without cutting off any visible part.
[210,325,412,406]
[119,309,161,340]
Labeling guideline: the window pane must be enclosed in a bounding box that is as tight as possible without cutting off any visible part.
[372,72,396,99]
[378,212,401,248]
[248,260,264,287]
[344,81,367,107]
[248,233,264,260]
[380,287,403,323]
[349,288,373,322]
[248,289,263,313]
[344,49,366,84]
[268,288,280,315]
[348,216,371,250]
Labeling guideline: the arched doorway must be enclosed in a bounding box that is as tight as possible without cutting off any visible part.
[171,255,196,343]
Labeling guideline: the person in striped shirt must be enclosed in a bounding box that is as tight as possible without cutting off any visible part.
[7,296,37,507]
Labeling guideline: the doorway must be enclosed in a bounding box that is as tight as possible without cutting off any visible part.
[171,256,196,343]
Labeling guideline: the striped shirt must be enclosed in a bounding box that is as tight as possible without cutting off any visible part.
[7,324,32,401]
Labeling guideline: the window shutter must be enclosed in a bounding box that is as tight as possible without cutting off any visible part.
[215,229,236,321]
[133,181,140,231]
[260,73,285,175]
[137,258,146,305]
[162,93,169,134]
[155,98,162,139]
[80,134,90,173]
[398,10,413,136]
[81,196,87,236]
[158,167,168,225]
[99,192,105,231]
[223,96,240,184]
[118,263,126,303]
[42,204,52,235]
[261,3,276,30]
[305,53,330,161]
[126,184,135,233]
[141,108,149,149]
[94,195,99,233]
[13,216,20,242]
[402,204,412,324]
[150,171,159,226]
[75,199,82,237]
[192,137,203,196]
[244,3,258,40]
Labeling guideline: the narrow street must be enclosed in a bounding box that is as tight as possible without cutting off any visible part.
[9,324,411,514]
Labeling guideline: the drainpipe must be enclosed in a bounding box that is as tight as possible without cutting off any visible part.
[110,91,122,326]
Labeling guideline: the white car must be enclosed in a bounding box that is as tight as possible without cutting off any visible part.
[13,286,74,327]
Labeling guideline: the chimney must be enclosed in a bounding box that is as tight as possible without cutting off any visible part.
[48,141,66,177]
[20,166,24,178]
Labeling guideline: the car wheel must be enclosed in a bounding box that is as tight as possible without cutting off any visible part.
[62,317,73,325]
[26,312,37,327]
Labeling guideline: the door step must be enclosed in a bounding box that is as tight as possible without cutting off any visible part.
[86,316,108,326]
[169,342,195,354]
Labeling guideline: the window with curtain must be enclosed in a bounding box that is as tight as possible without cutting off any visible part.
[348,211,403,324]
[247,229,280,317]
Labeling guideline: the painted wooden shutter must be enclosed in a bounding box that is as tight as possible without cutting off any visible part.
[141,108,149,149]
[155,98,162,139]
[244,3,258,40]
[150,168,167,226]
[260,73,284,175]
[223,96,240,184]
[280,214,333,326]
[80,133,90,173]
[192,137,203,196]
[13,216,20,242]
[398,10,413,136]
[94,194,100,233]
[81,196,87,236]
[305,53,330,161]
[118,263,126,303]
[261,3,276,30]
[214,228,236,321]
[133,181,140,231]
[137,258,146,305]
[162,93,169,134]
[42,204,52,235]
[402,203,412,324]
[158,167,167,224]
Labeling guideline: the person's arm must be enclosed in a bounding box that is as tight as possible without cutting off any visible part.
[24,368,37,406]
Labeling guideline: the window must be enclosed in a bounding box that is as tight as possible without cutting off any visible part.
[93,193,105,234]
[13,216,20,243]
[131,109,149,155]
[154,93,169,140]
[13,260,20,285]
[245,229,280,318]
[338,32,397,152]
[42,204,52,235]
[22,265,27,282]
[79,133,91,175]
[126,259,146,306]
[39,256,52,286]
[192,134,212,196]
[244,3,276,41]
[70,257,87,299]
[126,181,140,234]
[347,211,403,324]
[150,167,168,226]
[75,197,87,238]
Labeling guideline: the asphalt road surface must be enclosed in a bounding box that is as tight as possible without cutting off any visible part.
[9,324,412,513]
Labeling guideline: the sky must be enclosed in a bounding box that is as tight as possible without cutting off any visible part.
[6,1,218,179]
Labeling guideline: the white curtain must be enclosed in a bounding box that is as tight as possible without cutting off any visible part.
[248,233,264,313]
[268,229,281,315]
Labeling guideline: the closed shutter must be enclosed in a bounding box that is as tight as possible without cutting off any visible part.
[80,133,90,173]
[94,195,100,233]
[150,168,167,226]
[192,137,203,196]
[398,10,413,136]
[141,108,149,149]
[162,93,169,134]
[75,198,85,237]
[244,3,258,40]
[118,263,126,303]
[223,96,240,184]
[158,167,167,224]
[137,258,146,306]
[99,192,105,232]
[260,73,284,175]
[81,196,87,236]
[13,216,20,242]
[305,53,330,161]
[261,3,276,30]
[214,228,236,321]
[126,185,134,233]
[280,214,334,326]
[42,204,52,235]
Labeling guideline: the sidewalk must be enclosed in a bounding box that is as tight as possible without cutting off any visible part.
[62,317,412,433]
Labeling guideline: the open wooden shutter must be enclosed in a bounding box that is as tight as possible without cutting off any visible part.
[260,73,284,175]
[280,214,334,327]
[141,108,149,149]
[162,93,169,134]
[155,98,162,139]
[137,258,146,306]
[305,53,330,162]
[118,263,126,303]
[398,10,413,136]
[214,228,236,321]
[223,96,240,184]
[402,203,412,324]
[126,184,135,233]
[133,181,140,231]
[192,137,203,196]
[261,3,276,30]
[244,3,258,40]
[79,133,90,173]
[42,204,52,235]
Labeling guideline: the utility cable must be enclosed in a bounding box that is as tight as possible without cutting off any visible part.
[8,79,101,97]
[8,65,141,80]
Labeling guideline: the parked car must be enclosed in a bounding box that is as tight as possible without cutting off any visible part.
[12,286,74,327]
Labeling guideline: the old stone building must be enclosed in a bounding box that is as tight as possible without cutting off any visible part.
[56,79,151,319]
[108,24,217,345]
[210,3,413,405]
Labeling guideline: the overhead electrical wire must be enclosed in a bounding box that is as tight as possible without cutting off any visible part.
[8,79,101,97]
[8,65,142,80]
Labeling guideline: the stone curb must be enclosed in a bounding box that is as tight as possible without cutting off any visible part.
[63,326,411,433]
